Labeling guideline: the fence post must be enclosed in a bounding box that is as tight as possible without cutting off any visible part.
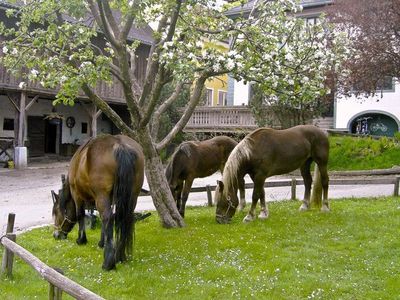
[49,268,64,300]
[1,213,16,278]
[394,176,400,197]
[206,185,213,207]
[291,178,297,200]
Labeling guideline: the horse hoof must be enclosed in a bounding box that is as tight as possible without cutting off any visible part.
[321,205,330,212]
[76,237,87,245]
[258,211,269,220]
[242,215,254,223]
[299,204,309,211]
[238,205,246,212]
[102,262,116,271]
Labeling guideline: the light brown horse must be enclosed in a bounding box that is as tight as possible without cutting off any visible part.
[165,136,246,217]
[215,125,329,224]
[52,134,144,270]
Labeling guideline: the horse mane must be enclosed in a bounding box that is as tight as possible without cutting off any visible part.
[221,135,254,197]
[165,142,194,183]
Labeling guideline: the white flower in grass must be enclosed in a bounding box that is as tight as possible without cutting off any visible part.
[2,46,8,53]
[19,81,26,89]
[30,69,39,78]
[12,48,18,55]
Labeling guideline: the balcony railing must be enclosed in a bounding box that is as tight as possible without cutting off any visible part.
[184,106,334,132]
[0,65,126,104]
[184,106,258,132]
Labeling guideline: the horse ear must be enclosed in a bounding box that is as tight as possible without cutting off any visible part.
[51,190,59,204]
[61,174,66,184]
[217,180,224,191]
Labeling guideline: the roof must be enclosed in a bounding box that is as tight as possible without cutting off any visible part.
[0,1,154,45]
[224,0,333,17]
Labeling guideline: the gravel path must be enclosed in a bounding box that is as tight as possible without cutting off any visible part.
[0,161,397,234]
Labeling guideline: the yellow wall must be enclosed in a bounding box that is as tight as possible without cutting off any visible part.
[205,74,228,106]
[203,41,228,106]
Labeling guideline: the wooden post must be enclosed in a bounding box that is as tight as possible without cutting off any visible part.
[49,268,64,300]
[206,185,213,207]
[17,91,27,147]
[291,178,297,200]
[394,176,400,197]
[1,213,16,277]
[1,234,16,278]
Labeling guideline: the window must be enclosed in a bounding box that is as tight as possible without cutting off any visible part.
[3,118,14,131]
[218,91,227,106]
[306,16,319,26]
[206,88,213,106]
[376,76,394,91]
[81,122,88,134]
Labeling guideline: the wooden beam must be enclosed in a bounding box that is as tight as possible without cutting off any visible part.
[6,93,20,112]
[25,95,40,112]
[0,237,104,299]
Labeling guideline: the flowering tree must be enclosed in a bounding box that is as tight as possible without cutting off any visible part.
[327,0,400,97]
[0,0,347,228]
[238,3,349,126]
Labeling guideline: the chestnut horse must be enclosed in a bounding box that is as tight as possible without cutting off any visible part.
[52,135,144,270]
[215,125,329,224]
[165,136,246,217]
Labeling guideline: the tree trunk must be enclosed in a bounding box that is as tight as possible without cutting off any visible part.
[135,127,185,228]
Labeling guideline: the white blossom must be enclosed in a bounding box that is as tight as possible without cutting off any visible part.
[19,82,26,89]
[30,69,39,78]
[2,46,8,54]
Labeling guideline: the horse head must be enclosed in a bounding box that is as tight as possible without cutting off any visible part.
[215,180,238,224]
[51,175,76,239]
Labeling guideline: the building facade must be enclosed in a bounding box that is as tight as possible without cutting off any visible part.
[0,2,153,165]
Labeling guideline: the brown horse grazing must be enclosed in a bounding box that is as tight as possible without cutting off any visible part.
[215,125,329,224]
[52,135,144,270]
[165,136,246,217]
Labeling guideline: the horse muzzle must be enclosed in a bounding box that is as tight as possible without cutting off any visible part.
[53,230,67,240]
[216,214,231,224]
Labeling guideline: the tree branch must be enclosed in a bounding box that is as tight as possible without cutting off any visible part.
[156,74,208,151]
[81,83,135,136]
[151,82,184,139]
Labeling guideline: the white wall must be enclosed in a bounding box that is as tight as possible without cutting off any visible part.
[0,95,113,146]
[335,82,400,130]
[233,80,249,106]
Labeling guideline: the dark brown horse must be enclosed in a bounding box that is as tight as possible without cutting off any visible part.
[52,134,144,270]
[166,136,246,217]
[215,125,330,224]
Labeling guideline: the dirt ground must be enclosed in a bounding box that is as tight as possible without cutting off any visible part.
[0,157,397,235]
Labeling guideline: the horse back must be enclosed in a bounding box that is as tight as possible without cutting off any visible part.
[68,135,144,204]
[248,125,328,176]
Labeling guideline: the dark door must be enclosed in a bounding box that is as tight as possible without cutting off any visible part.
[27,116,45,157]
[45,120,58,153]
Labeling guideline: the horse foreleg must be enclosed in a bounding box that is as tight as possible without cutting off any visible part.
[100,206,116,271]
[175,180,184,212]
[258,187,269,220]
[98,224,105,248]
[244,178,264,223]
[299,159,312,211]
[238,177,246,211]
[180,178,194,218]
[76,204,87,245]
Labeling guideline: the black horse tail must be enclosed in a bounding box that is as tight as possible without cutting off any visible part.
[113,144,137,261]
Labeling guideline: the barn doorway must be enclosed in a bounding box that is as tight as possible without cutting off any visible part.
[27,116,61,156]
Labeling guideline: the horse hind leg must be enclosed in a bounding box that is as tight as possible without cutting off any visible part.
[179,178,194,218]
[299,159,313,212]
[100,206,116,271]
[318,163,330,212]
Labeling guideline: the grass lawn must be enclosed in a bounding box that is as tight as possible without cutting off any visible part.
[1,197,400,299]
[329,136,400,170]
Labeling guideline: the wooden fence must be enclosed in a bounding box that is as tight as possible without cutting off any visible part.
[1,175,400,299]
